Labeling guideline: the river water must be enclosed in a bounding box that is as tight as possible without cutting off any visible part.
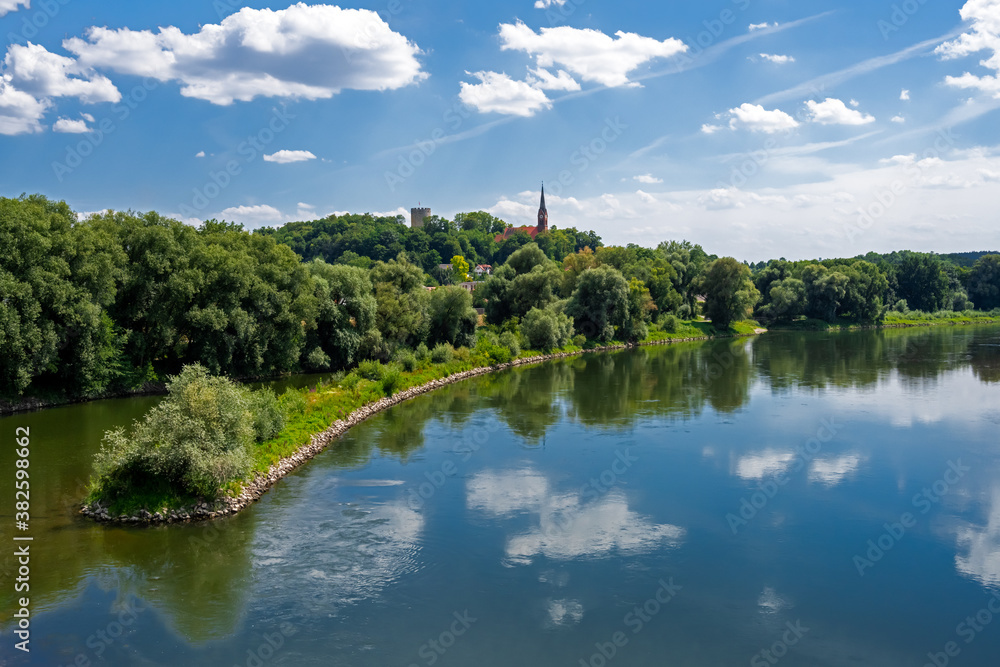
[2,326,1000,666]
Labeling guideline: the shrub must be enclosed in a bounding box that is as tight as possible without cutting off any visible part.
[499,331,520,357]
[381,364,403,396]
[245,388,285,441]
[659,313,680,333]
[340,372,362,390]
[356,359,384,381]
[430,342,454,364]
[415,342,430,361]
[278,387,307,416]
[92,364,258,500]
[572,334,586,347]
[395,350,418,372]
[454,346,471,362]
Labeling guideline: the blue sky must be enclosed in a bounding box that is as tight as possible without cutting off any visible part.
[1,0,999,260]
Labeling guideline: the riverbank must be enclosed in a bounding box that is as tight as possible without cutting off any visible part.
[80,333,719,524]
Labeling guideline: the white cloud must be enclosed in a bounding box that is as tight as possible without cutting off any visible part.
[701,123,723,134]
[526,67,580,91]
[0,0,29,17]
[195,150,206,158]
[263,149,317,164]
[759,53,795,64]
[534,0,567,7]
[636,189,657,203]
[53,116,92,133]
[728,103,799,133]
[64,4,426,105]
[849,99,860,107]
[891,115,906,123]
[459,71,552,116]
[900,88,911,100]
[806,97,875,125]
[4,43,120,103]
[498,21,687,88]
[218,204,284,227]
[749,22,777,31]
[936,0,1000,98]
[0,43,120,135]
[633,173,662,184]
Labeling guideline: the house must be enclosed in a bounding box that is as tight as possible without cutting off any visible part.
[474,264,492,276]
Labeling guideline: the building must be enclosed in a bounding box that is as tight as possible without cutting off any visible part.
[494,184,548,242]
[411,206,431,228]
[474,264,492,277]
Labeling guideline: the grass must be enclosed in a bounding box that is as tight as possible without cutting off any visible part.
[766,311,1000,331]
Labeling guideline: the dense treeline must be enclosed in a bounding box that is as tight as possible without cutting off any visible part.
[257,210,602,278]
[3,194,1000,402]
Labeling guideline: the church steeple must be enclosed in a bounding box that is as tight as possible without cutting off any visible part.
[537,182,548,234]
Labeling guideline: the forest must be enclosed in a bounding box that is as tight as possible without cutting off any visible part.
[2,193,999,403]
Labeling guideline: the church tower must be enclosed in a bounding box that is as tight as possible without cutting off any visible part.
[536,183,548,234]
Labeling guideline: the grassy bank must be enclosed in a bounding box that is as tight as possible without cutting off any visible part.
[766,311,1000,332]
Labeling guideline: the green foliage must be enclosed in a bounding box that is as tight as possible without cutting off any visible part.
[395,349,418,372]
[522,306,575,350]
[565,266,629,342]
[91,365,275,500]
[499,331,521,357]
[427,285,478,348]
[968,254,1000,310]
[660,313,680,333]
[700,258,761,330]
[371,254,430,350]
[278,387,308,416]
[430,342,455,364]
[415,342,430,361]
[356,359,384,381]
[380,364,403,396]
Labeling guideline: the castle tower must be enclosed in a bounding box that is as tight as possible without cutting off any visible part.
[536,183,548,234]
[411,206,430,228]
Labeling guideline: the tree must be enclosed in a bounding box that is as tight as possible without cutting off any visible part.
[801,264,848,323]
[427,286,478,348]
[699,257,760,330]
[521,306,574,350]
[622,278,656,342]
[894,253,949,312]
[370,254,430,351]
[764,278,807,321]
[305,260,377,370]
[565,266,629,342]
[451,255,471,283]
[968,254,1000,310]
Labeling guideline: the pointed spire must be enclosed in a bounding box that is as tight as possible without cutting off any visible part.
[539,182,547,212]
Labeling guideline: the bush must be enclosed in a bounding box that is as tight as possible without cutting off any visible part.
[278,387,307,416]
[395,349,418,372]
[92,364,259,500]
[356,359,384,381]
[430,343,454,364]
[522,306,574,350]
[454,346,471,362]
[572,334,586,347]
[415,342,430,361]
[499,331,520,357]
[245,388,284,441]
[659,313,680,333]
[340,372,362,390]
[381,364,403,396]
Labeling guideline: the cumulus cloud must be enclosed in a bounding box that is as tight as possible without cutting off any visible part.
[53,116,93,133]
[63,3,426,105]
[900,88,911,100]
[701,123,723,134]
[759,53,795,64]
[218,204,285,227]
[534,0,567,7]
[806,98,875,125]
[633,173,662,184]
[498,21,686,88]
[195,150,206,157]
[0,0,28,17]
[891,115,906,123]
[263,149,317,164]
[728,103,799,133]
[459,71,552,116]
[0,43,120,135]
[936,0,1000,97]
[527,67,581,91]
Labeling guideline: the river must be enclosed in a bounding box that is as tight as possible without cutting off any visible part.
[2,326,999,666]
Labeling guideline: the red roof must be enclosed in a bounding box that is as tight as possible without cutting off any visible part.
[494,226,540,242]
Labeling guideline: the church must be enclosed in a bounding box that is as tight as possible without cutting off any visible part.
[494,184,548,242]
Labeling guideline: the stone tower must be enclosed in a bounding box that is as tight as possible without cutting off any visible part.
[536,184,548,234]
[411,206,431,229]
